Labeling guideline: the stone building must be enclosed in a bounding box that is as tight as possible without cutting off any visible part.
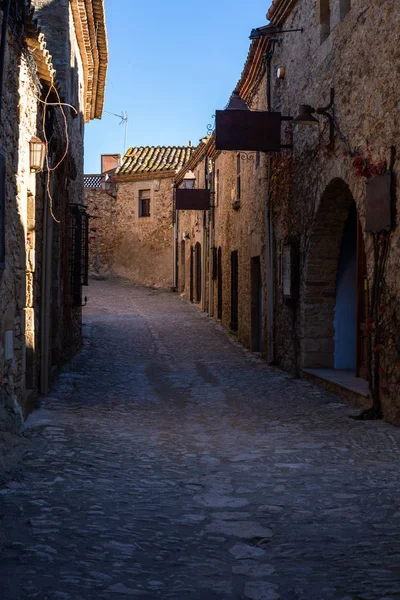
[87,145,195,288]
[0,0,108,431]
[176,1,400,424]
[176,40,271,353]
[84,154,120,277]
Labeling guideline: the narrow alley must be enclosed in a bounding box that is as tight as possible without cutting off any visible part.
[1,279,400,600]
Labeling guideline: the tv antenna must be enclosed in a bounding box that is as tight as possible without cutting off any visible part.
[105,110,128,154]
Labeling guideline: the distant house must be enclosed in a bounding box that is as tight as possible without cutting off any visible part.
[86,145,195,288]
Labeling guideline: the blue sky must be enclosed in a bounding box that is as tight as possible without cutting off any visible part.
[84,0,272,173]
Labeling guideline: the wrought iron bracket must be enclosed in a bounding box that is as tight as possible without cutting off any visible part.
[316,88,335,148]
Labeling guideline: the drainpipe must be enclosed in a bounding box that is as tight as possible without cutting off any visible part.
[172,185,177,290]
[0,0,11,120]
[208,163,215,317]
[265,40,277,363]
[40,177,53,394]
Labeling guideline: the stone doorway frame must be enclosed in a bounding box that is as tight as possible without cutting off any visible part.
[301,178,360,369]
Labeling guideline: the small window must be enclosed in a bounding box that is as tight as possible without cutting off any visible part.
[319,0,331,43]
[340,0,351,20]
[0,150,6,269]
[139,189,151,217]
[215,169,220,207]
[236,154,241,201]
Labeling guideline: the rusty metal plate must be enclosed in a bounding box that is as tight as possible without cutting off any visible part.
[176,188,211,211]
[365,172,392,233]
[215,110,281,152]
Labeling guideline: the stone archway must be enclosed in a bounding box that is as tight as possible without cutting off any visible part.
[301,178,359,369]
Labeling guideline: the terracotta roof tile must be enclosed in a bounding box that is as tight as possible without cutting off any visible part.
[117,146,195,176]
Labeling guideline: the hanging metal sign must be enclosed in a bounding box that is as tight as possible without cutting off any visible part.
[176,189,211,211]
[215,110,282,152]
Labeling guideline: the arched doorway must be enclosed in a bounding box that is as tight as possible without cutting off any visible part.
[302,178,367,382]
[195,242,201,303]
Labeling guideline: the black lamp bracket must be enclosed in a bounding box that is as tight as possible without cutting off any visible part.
[316,88,335,147]
[250,26,304,40]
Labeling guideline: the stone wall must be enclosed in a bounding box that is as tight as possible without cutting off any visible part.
[112,176,174,288]
[175,1,400,423]
[0,2,91,431]
[267,0,400,421]
[0,18,45,429]
[85,187,117,276]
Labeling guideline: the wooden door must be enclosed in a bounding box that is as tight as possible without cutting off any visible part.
[251,257,262,352]
[195,243,202,303]
[217,247,222,320]
[230,250,239,332]
[190,246,194,302]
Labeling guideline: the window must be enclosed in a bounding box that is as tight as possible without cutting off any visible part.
[255,151,260,169]
[139,189,151,217]
[319,0,331,44]
[236,154,241,201]
[0,150,6,270]
[216,169,220,207]
[340,0,351,20]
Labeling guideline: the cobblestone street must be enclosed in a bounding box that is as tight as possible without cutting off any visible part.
[1,279,400,600]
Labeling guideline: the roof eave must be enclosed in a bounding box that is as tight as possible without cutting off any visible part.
[267,0,299,26]
[71,0,108,123]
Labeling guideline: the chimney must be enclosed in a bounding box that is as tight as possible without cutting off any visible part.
[101,154,122,174]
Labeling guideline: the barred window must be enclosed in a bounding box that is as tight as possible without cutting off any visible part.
[139,189,151,217]
[70,204,89,307]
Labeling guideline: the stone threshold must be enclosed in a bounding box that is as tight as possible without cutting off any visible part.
[302,368,370,410]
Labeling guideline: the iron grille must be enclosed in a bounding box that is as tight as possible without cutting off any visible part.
[70,204,89,307]
[84,174,102,188]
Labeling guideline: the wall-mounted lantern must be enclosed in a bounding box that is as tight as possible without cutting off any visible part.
[180,170,196,190]
[293,88,335,147]
[215,90,282,153]
[29,136,46,173]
